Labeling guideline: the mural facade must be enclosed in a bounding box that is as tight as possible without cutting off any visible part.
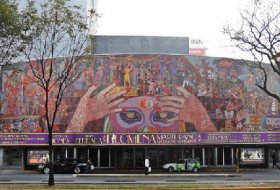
[0,54,279,134]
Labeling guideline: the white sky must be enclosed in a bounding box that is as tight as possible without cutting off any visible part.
[94,0,254,60]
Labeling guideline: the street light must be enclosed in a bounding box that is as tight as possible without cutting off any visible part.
[236,147,239,175]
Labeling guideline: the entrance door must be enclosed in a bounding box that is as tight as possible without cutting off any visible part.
[169,148,181,162]
[89,148,98,167]
[205,147,214,166]
[224,147,232,165]
[77,148,88,162]
[147,148,168,168]
[147,148,159,168]
[194,148,203,165]
[122,148,134,168]
[4,148,22,166]
[135,148,145,167]
[100,148,110,167]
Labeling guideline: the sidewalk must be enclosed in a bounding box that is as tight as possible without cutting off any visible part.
[80,166,274,174]
[0,166,27,174]
[0,166,280,185]
[78,167,278,176]
[75,167,267,177]
[76,172,241,177]
[0,165,278,176]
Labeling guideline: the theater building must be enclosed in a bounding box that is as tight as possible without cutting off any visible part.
[0,36,279,170]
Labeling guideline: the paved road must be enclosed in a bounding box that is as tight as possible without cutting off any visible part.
[0,167,280,185]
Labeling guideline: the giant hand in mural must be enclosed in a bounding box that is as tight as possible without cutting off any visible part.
[107,86,216,133]
[66,84,216,133]
[66,83,127,133]
[157,86,216,132]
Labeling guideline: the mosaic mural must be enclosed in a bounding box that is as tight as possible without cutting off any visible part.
[0,54,279,133]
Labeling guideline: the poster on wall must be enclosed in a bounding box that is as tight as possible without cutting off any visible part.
[240,148,265,164]
[27,150,49,165]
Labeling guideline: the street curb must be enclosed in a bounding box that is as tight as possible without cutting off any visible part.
[74,173,242,177]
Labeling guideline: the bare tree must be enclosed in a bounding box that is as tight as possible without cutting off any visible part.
[224,0,280,103]
[21,0,98,186]
[0,0,26,65]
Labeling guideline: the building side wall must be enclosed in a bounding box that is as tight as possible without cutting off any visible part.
[92,36,189,54]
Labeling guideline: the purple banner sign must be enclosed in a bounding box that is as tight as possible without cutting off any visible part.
[0,132,280,146]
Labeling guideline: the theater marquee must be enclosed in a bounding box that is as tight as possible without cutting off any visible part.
[0,132,280,146]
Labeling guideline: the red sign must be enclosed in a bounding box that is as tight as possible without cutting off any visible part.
[189,48,206,56]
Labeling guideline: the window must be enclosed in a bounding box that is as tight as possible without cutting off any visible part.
[177,159,185,164]
[122,148,134,167]
[100,148,110,167]
[135,148,145,167]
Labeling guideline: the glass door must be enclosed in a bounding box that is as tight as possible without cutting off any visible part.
[76,148,88,162]
[205,147,214,166]
[89,148,98,167]
[122,148,134,168]
[224,147,233,165]
[135,148,145,167]
[100,148,110,167]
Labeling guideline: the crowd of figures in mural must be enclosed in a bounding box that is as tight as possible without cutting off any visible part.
[0,54,279,133]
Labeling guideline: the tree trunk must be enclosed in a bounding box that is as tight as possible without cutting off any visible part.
[48,129,54,186]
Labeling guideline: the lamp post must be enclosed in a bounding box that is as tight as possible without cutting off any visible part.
[236,147,239,175]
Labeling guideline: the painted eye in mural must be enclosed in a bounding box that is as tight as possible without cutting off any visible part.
[120,111,142,124]
[152,112,175,122]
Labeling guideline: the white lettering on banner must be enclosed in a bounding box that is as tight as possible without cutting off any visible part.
[266,117,280,126]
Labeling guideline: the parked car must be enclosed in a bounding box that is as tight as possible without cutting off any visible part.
[162,158,200,173]
[37,158,87,174]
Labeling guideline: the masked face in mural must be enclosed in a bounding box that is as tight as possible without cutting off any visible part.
[108,96,178,133]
